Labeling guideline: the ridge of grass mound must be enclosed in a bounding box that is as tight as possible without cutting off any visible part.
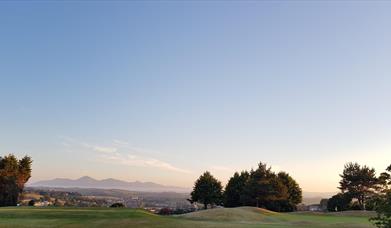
[179,207,279,222]
[178,207,375,227]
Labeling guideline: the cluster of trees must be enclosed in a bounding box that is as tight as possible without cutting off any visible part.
[190,162,302,212]
[327,162,391,212]
[0,154,32,206]
[326,162,391,228]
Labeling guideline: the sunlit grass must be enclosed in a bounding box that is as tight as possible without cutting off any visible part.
[0,207,375,228]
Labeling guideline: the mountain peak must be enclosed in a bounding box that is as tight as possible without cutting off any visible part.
[30,176,190,193]
[77,176,96,181]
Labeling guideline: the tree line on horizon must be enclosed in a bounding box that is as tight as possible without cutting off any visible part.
[190,161,391,227]
[190,162,302,212]
[1,153,391,227]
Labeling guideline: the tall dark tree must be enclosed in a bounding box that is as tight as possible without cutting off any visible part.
[241,163,288,211]
[277,172,303,211]
[224,171,249,207]
[339,162,378,210]
[191,171,223,209]
[0,154,32,206]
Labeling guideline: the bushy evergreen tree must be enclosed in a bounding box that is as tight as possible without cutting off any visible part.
[339,162,378,210]
[191,171,223,209]
[277,172,302,211]
[327,193,352,211]
[233,162,301,212]
[224,171,249,207]
[0,154,32,206]
[243,163,293,211]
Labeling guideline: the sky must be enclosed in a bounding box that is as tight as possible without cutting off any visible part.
[1,1,391,193]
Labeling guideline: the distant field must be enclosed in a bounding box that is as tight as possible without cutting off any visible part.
[0,207,375,228]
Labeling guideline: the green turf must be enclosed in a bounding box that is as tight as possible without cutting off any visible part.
[0,207,375,228]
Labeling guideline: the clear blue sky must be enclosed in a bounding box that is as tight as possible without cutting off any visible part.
[1,2,391,192]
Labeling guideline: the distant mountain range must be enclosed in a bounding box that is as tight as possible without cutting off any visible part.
[30,176,190,193]
[30,176,336,202]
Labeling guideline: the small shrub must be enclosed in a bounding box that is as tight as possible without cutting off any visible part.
[158,208,172,215]
[110,203,125,208]
[28,199,35,206]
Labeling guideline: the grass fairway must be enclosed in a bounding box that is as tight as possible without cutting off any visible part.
[0,207,375,228]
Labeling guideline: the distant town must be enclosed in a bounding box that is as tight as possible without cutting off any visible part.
[21,186,334,215]
[22,175,334,215]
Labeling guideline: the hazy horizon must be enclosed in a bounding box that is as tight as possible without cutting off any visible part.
[1,2,391,193]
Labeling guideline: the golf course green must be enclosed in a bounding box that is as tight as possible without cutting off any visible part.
[0,207,375,228]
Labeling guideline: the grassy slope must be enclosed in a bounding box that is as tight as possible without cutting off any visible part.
[179,207,374,227]
[0,207,375,228]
